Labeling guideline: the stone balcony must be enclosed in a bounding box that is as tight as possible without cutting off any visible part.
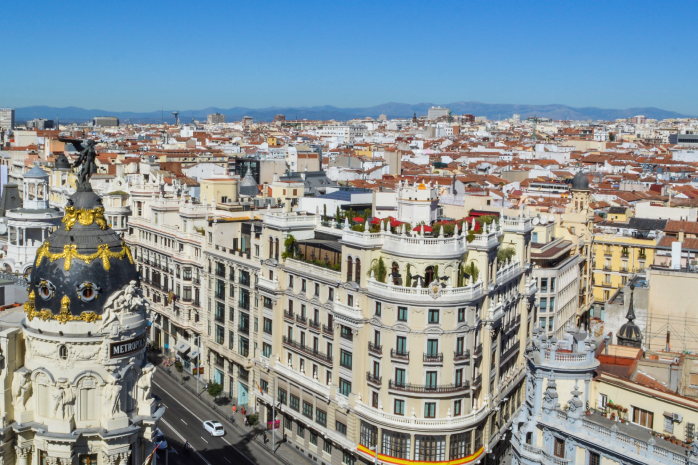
[496,259,522,285]
[354,402,490,435]
[500,214,534,234]
[366,276,484,304]
[263,211,319,230]
[257,274,280,292]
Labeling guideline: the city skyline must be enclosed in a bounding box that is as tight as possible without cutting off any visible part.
[2,0,697,113]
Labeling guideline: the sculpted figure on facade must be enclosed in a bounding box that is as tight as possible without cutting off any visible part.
[102,381,122,417]
[52,381,76,421]
[12,369,32,411]
[137,364,155,403]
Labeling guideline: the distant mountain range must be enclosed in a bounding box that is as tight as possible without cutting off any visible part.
[13,102,693,124]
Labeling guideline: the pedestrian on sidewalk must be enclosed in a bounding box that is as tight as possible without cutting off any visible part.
[233,405,237,415]
[244,416,249,427]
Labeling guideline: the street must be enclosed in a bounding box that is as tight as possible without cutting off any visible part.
[151,369,300,465]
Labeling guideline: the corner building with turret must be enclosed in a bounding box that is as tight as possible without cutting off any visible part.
[245,203,538,465]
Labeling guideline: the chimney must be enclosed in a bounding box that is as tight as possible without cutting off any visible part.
[670,364,680,392]
[666,331,671,352]
[671,241,682,269]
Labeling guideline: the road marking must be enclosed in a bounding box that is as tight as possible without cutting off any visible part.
[181,419,188,425]
[200,436,208,444]
[160,419,212,465]
[224,458,232,463]
[154,381,256,465]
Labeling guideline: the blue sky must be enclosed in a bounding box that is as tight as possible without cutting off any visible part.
[1,0,696,114]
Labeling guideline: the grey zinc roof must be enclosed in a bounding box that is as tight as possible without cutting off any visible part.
[239,167,259,197]
[23,165,49,179]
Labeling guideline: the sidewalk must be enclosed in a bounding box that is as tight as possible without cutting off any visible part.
[149,350,311,465]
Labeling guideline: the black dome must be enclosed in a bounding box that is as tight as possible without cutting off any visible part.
[571,171,590,190]
[54,153,71,170]
[617,283,642,348]
[29,186,138,317]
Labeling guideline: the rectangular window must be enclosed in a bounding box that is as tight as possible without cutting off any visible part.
[396,336,407,353]
[347,294,353,307]
[309,431,317,446]
[336,420,347,436]
[375,301,382,316]
[427,339,439,356]
[540,297,547,311]
[340,349,353,369]
[324,440,332,455]
[263,318,272,334]
[394,399,405,415]
[262,343,272,358]
[316,409,327,427]
[302,279,307,292]
[360,421,379,448]
[314,283,320,296]
[449,431,472,460]
[554,437,565,458]
[339,378,351,396]
[664,415,674,434]
[290,394,300,412]
[589,451,600,465]
[284,416,292,431]
[397,306,408,321]
[424,402,436,418]
[382,429,411,459]
[415,435,445,461]
[328,288,334,301]
[632,406,654,428]
[428,309,440,324]
[549,297,555,311]
[550,277,556,292]
[540,317,546,330]
[278,388,287,405]
[342,452,355,465]
[289,275,294,287]
[215,325,225,344]
[454,400,462,417]
[395,368,406,386]
[540,278,548,293]
[458,308,465,322]
[302,401,313,419]
[297,423,305,438]
[426,371,437,388]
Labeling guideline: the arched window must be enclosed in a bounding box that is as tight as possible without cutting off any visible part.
[425,266,434,285]
[347,257,353,282]
[354,258,361,284]
[269,236,273,259]
[275,238,280,261]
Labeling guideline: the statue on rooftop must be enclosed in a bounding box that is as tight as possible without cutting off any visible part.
[59,138,99,189]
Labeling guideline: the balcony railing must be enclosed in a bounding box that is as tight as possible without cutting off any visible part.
[193,278,201,285]
[368,342,383,355]
[309,319,321,330]
[391,349,409,361]
[423,353,443,363]
[322,324,334,338]
[282,336,333,364]
[454,350,470,361]
[296,315,307,326]
[238,325,249,335]
[388,380,469,394]
[340,331,353,341]
[284,311,294,322]
[366,372,382,386]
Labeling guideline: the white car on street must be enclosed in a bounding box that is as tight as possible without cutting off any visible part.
[203,421,225,437]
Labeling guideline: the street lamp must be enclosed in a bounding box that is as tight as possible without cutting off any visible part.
[369,444,379,465]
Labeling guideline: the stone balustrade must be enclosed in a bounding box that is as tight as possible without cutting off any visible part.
[366,277,484,304]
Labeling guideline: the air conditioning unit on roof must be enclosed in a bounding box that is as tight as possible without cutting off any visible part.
[673,413,683,423]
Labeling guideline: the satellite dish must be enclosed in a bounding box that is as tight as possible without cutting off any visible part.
[548,215,555,223]
[540,217,548,225]
[532,217,540,226]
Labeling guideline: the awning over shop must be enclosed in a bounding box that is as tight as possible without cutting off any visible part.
[175,341,191,354]
[189,348,200,359]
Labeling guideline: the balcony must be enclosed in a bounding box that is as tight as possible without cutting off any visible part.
[366,372,382,386]
[308,319,321,331]
[295,315,307,326]
[238,325,249,335]
[474,344,483,358]
[322,324,334,338]
[193,278,201,285]
[214,314,224,323]
[282,336,333,365]
[257,275,280,292]
[284,310,295,322]
[340,330,353,342]
[368,342,382,355]
[388,380,470,394]
[472,374,482,389]
[454,350,470,362]
[366,277,483,305]
[264,212,319,230]
[390,349,409,361]
[423,353,443,363]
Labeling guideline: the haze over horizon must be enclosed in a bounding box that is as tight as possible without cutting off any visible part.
[2,0,697,114]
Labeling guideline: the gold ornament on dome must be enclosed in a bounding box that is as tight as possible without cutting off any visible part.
[62,206,108,231]
[24,293,101,324]
[35,242,134,271]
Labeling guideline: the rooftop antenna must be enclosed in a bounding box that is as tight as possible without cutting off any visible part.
[172,111,180,126]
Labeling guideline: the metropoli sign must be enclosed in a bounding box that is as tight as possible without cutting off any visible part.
[110,332,148,359]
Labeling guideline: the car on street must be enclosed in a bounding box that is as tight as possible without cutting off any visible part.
[203,420,225,437]
[154,429,168,449]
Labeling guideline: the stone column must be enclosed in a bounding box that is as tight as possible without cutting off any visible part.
[15,445,32,465]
